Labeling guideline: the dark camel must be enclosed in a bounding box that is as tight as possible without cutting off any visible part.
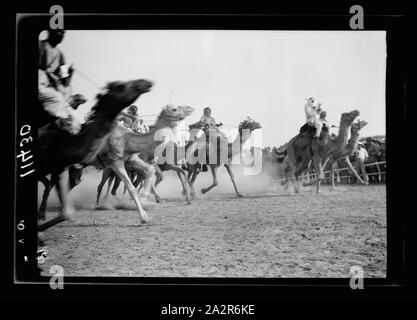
[186,118,262,199]
[274,110,361,193]
[38,79,153,231]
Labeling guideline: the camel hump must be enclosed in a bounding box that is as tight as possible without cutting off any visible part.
[299,123,315,136]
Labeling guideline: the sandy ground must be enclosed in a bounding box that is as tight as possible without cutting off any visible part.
[38,170,386,278]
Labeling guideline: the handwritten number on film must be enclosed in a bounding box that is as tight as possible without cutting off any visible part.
[17,125,34,177]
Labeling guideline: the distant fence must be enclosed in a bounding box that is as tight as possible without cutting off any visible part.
[300,161,386,184]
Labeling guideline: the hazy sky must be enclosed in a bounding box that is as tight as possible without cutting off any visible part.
[55,30,386,147]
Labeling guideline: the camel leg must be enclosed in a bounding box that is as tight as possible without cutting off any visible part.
[286,166,298,193]
[126,155,156,200]
[68,165,84,190]
[38,171,74,232]
[294,174,301,193]
[125,169,136,194]
[111,160,150,224]
[311,158,324,194]
[163,164,191,204]
[104,171,116,202]
[151,165,163,203]
[112,174,122,196]
[176,168,191,204]
[201,165,218,194]
[130,166,161,203]
[96,168,112,207]
[302,157,324,193]
[39,176,54,221]
[188,165,199,200]
[293,158,310,193]
[133,172,144,191]
[345,157,368,185]
[133,172,142,189]
[177,171,187,196]
[330,160,337,190]
[224,164,243,197]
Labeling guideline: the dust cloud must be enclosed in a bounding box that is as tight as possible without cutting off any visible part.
[38,163,282,210]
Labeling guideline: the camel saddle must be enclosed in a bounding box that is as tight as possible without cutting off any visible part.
[298,122,329,139]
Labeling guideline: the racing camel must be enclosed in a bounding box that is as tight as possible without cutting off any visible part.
[186,118,262,199]
[275,110,361,193]
[327,119,368,189]
[38,79,153,231]
[94,104,194,208]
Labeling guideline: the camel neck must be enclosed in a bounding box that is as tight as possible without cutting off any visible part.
[69,112,119,165]
[228,130,251,159]
[346,131,361,153]
[335,122,350,146]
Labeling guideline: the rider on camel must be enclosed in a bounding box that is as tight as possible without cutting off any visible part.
[195,107,223,130]
[119,105,140,133]
[38,28,81,134]
[304,97,326,139]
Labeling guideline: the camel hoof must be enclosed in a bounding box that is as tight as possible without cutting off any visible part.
[155,198,163,204]
[140,214,151,224]
[38,232,45,246]
[201,188,207,194]
[236,192,244,197]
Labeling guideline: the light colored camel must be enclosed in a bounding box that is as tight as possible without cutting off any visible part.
[99,135,199,205]
[38,79,153,231]
[94,105,194,216]
[326,120,368,189]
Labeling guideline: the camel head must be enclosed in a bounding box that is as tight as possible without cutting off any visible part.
[91,79,153,119]
[351,120,368,134]
[340,110,360,127]
[238,117,262,134]
[158,104,194,125]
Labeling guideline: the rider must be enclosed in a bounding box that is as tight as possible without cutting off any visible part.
[318,110,329,131]
[38,28,81,134]
[119,104,140,132]
[196,107,222,129]
[304,97,324,139]
[137,118,149,134]
[190,107,225,172]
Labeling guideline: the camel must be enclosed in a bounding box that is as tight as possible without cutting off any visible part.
[274,110,361,193]
[37,79,153,232]
[98,161,189,205]
[326,120,368,189]
[38,94,89,220]
[97,127,203,205]
[185,118,262,199]
[94,105,194,211]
